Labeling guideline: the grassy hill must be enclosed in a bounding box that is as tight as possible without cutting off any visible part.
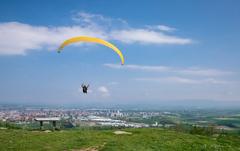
[0,128,240,151]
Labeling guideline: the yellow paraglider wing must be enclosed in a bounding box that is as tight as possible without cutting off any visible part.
[58,36,124,65]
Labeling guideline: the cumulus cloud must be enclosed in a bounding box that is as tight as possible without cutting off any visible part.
[0,12,193,55]
[98,86,110,97]
[104,64,233,77]
[0,22,107,55]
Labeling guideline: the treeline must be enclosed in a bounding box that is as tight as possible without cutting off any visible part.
[170,123,228,136]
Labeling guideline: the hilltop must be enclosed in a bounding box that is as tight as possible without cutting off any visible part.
[0,128,240,151]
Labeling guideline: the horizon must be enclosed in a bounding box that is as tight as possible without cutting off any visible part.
[1,99,240,110]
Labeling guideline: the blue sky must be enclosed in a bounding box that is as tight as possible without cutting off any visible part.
[0,0,240,107]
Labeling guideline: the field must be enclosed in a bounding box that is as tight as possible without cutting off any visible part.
[1,128,240,151]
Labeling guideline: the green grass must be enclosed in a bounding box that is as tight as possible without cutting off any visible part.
[0,128,240,151]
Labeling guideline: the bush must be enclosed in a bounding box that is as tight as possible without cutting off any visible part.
[0,121,21,129]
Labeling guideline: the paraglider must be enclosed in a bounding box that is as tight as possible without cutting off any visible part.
[81,84,89,94]
[57,36,125,94]
[57,36,125,65]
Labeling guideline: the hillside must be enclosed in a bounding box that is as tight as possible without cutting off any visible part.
[0,128,240,151]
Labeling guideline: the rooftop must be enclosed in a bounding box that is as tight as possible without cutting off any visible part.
[34,117,60,121]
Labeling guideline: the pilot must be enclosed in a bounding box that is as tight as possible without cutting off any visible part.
[81,84,89,94]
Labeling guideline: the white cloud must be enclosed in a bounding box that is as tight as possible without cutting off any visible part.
[136,77,230,84]
[73,13,191,45]
[146,25,176,32]
[72,12,128,30]
[136,77,198,84]
[179,67,233,76]
[98,86,110,97]
[104,63,170,72]
[110,29,192,45]
[72,12,107,24]
[0,12,193,55]
[0,22,107,55]
[104,64,233,77]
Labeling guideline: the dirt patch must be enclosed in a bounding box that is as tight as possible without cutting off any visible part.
[0,127,7,130]
[71,147,98,151]
[113,130,132,135]
[71,143,106,151]
[44,130,52,133]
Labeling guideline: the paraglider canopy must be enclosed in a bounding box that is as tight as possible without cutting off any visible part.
[58,36,125,65]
